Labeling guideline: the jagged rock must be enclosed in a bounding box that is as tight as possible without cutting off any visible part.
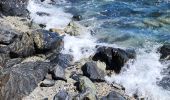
[75,76,97,100]
[101,91,126,100]
[53,90,71,100]
[31,29,63,53]
[0,61,51,100]
[93,46,136,73]
[82,61,106,82]
[49,28,65,35]
[0,29,18,45]
[9,33,35,58]
[159,43,170,60]
[51,53,74,69]
[50,64,66,81]
[0,0,29,16]
[40,79,55,87]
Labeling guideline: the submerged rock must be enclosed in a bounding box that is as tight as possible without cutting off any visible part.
[93,46,136,73]
[53,90,71,100]
[101,91,126,100]
[72,15,82,21]
[0,61,51,100]
[159,43,170,60]
[82,61,106,82]
[0,0,29,16]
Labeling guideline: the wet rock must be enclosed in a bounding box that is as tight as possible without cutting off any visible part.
[40,79,55,87]
[31,29,63,53]
[82,61,106,82]
[76,76,97,100]
[53,90,71,100]
[9,33,35,58]
[50,64,66,81]
[0,29,17,45]
[36,12,50,16]
[0,61,51,100]
[72,15,82,21]
[158,15,170,24]
[93,46,136,73]
[51,53,74,69]
[101,91,126,100]
[64,21,83,36]
[159,43,170,60]
[0,0,29,16]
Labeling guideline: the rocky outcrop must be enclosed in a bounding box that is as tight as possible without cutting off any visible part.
[31,29,63,53]
[82,61,106,82]
[0,0,29,16]
[0,61,51,100]
[93,46,136,73]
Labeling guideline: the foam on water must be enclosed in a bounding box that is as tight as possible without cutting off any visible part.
[105,43,170,100]
[27,0,170,99]
[27,0,72,29]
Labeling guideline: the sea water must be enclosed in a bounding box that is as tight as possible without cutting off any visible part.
[27,0,170,99]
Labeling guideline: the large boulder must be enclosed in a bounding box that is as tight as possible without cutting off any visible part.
[9,33,35,58]
[31,30,63,53]
[0,61,51,100]
[82,61,106,82]
[101,91,126,100]
[93,46,136,73]
[159,43,170,60]
[0,0,29,16]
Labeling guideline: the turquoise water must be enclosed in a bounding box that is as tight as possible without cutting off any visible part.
[28,0,170,99]
[62,0,170,47]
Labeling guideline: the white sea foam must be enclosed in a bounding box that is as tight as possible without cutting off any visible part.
[105,44,170,100]
[27,1,170,99]
[27,0,72,29]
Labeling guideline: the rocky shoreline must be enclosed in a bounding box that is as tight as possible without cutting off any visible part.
[0,0,170,100]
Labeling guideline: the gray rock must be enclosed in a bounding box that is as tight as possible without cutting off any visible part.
[93,46,136,73]
[51,53,74,69]
[3,58,23,68]
[0,29,17,45]
[0,61,51,100]
[75,76,97,100]
[82,61,106,82]
[53,90,71,100]
[40,79,55,87]
[0,0,29,16]
[0,53,10,66]
[50,65,66,81]
[101,91,126,100]
[9,33,35,58]
[31,29,63,53]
